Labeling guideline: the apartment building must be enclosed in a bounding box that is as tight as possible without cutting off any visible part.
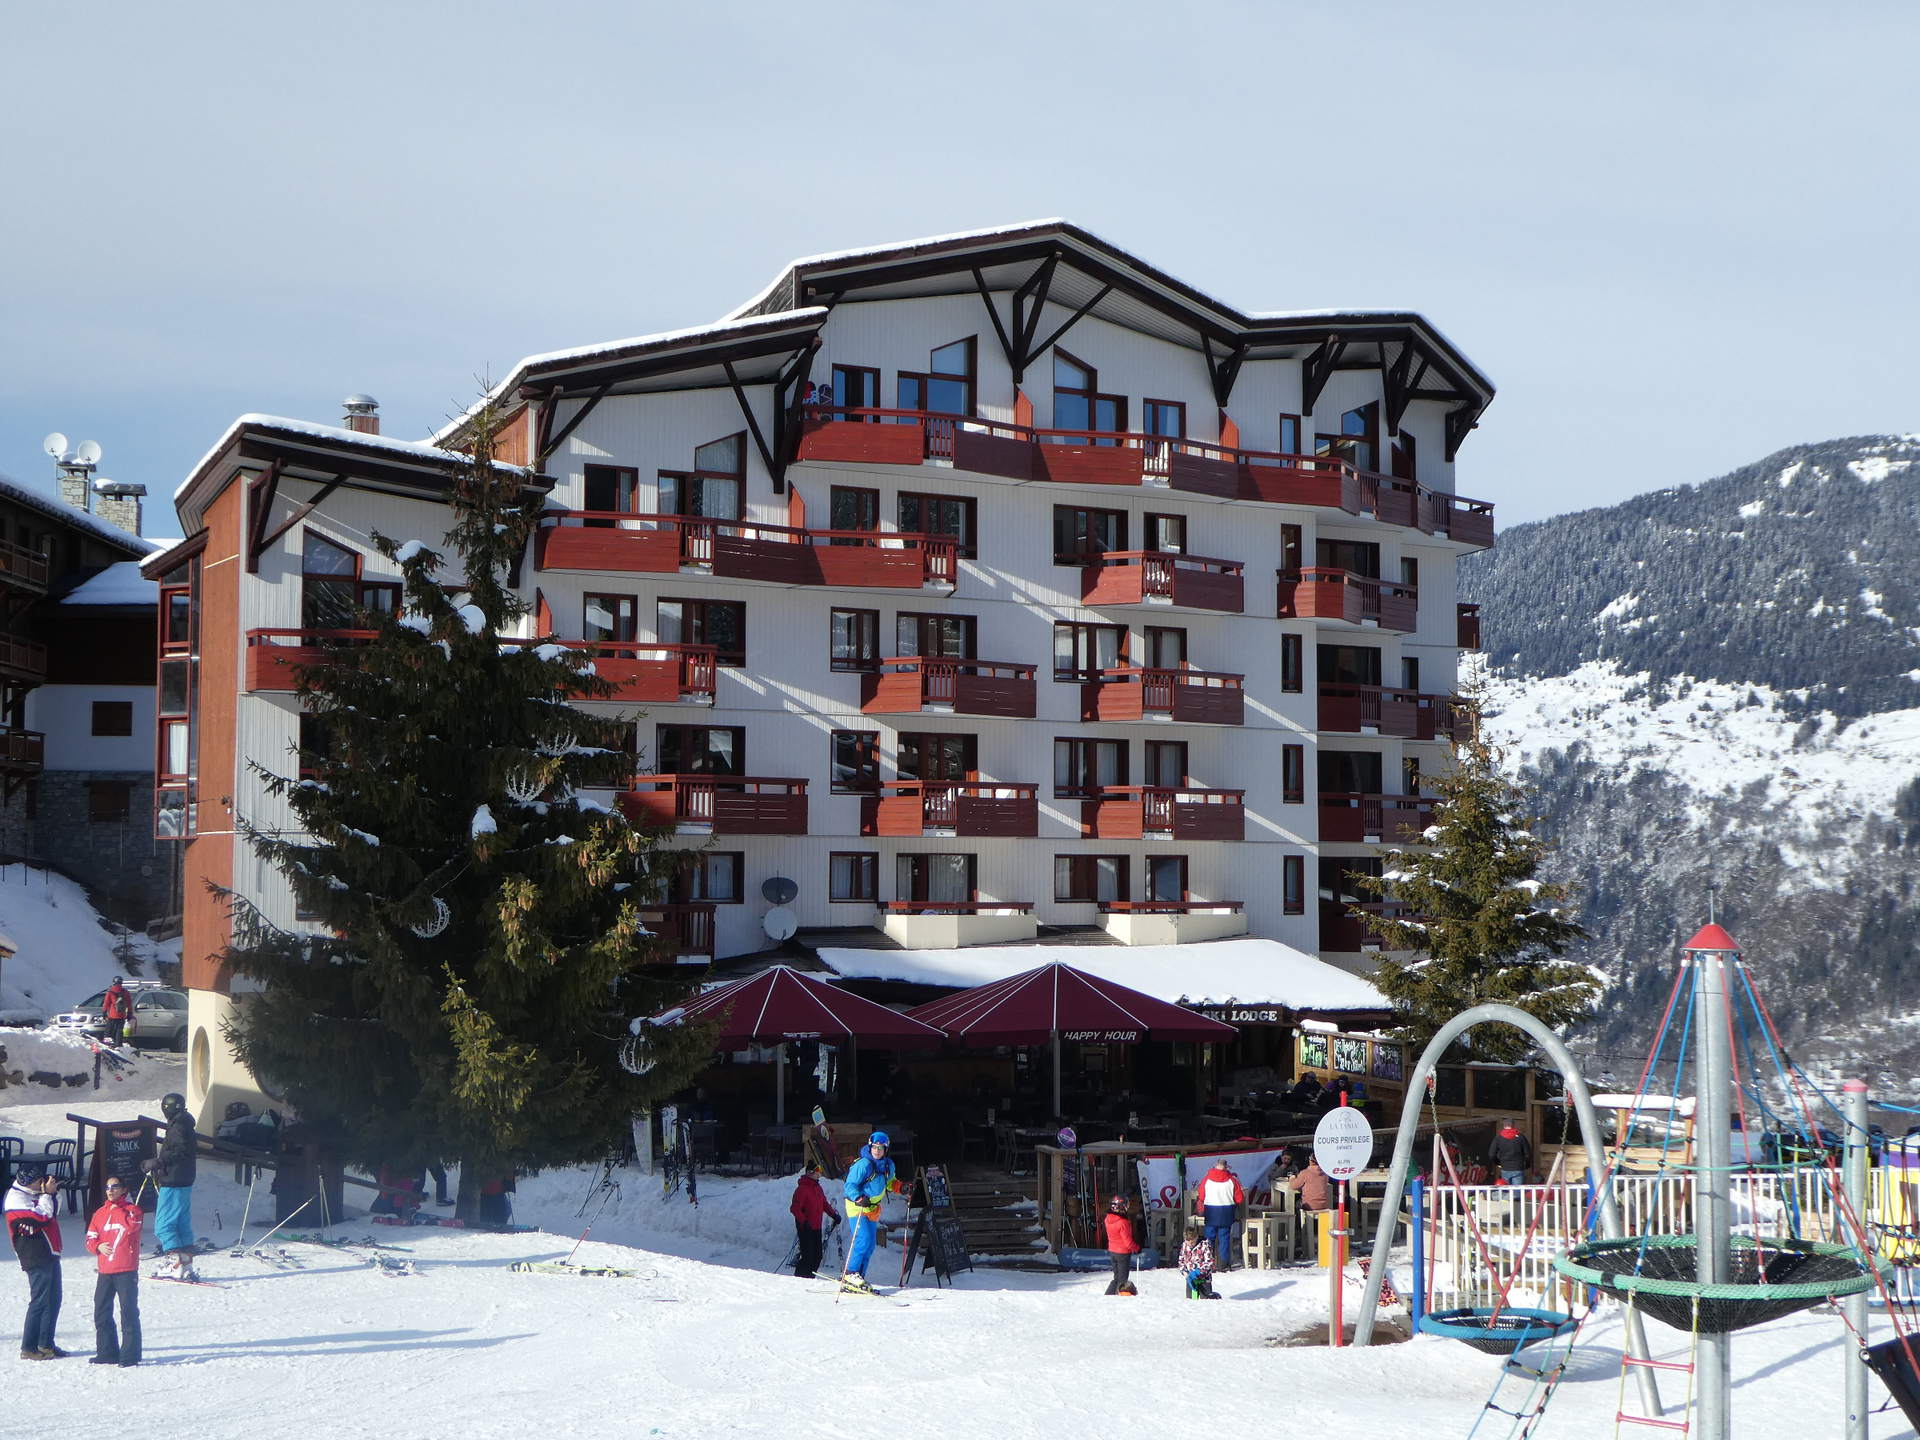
[145,222,1494,1113]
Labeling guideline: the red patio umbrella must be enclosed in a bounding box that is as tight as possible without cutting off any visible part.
[653,965,946,1121]
[902,962,1236,1116]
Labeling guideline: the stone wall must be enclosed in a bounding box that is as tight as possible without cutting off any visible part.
[0,771,177,925]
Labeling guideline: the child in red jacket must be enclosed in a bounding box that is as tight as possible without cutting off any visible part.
[789,1166,834,1279]
[1102,1195,1140,1296]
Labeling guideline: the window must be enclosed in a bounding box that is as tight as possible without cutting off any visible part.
[654,725,744,776]
[1391,430,1417,482]
[582,464,640,526]
[830,852,878,902]
[1144,627,1186,669]
[298,712,332,780]
[1401,556,1420,590]
[1054,737,1125,797]
[1055,855,1128,904]
[897,732,976,782]
[1143,513,1185,554]
[1278,414,1302,456]
[1401,656,1422,693]
[1319,645,1383,686]
[831,365,881,417]
[91,701,133,737]
[830,608,879,672]
[1283,855,1306,915]
[1280,524,1303,575]
[1282,744,1305,806]
[895,852,976,904]
[300,532,395,630]
[1052,505,1126,565]
[830,486,879,535]
[658,433,745,519]
[87,782,132,823]
[1317,538,1380,577]
[1052,350,1126,439]
[1054,622,1125,680]
[163,590,192,649]
[658,599,744,666]
[1143,399,1186,439]
[895,613,975,659]
[1317,403,1378,471]
[1143,740,1187,788]
[1320,750,1384,794]
[1145,855,1188,903]
[584,594,638,643]
[830,731,879,794]
[674,852,743,903]
[1281,634,1303,693]
[898,492,976,557]
[898,338,976,417]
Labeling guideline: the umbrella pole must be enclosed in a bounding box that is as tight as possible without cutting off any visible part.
[776,1044,786,1125]
[1053,1032,1062,1118]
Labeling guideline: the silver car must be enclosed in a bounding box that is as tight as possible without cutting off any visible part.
[54,985,190,1051]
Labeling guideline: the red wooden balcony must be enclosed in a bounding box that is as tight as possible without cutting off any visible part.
[863,781,1039,839]
[1457,603,1482,650]
[618,775,808,835]
[555,641,717,705]
[245,628,378,692]
[1080,666,1244,726]
[1318,685,1468,740]
[1081,786,1245,841]
[0,727,45,772]
[1319,792,1437,844]
[536,513,957,590]
[0,539,49,594]
[1441,498,1495,549]
[637,902,716,962]
[1082,552,1243,613]
[1277,569,1417,631]
[1320,901,1412,951]
[860,657,1036,718]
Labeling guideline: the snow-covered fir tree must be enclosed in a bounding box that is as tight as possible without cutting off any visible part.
[1355,698,1599,1062]
[224,403,713,1214]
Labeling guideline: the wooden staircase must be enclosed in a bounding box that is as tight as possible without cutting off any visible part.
[942,1166,1046,1262]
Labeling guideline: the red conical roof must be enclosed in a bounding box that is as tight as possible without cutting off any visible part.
[1683,923,1741,953]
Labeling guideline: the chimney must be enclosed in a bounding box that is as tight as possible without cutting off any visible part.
[58,461,93,513]
[92,480,146,538]
[342,394,381,435]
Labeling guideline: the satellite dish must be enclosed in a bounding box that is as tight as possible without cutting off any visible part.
[42,433,69,459]
[762,905,798,942]
[73,440,102,466]
[761,876,799,906]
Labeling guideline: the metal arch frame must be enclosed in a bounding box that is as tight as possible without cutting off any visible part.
[1351,1003,1662,1413]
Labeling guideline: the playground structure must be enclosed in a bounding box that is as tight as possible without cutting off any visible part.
[1353,925,1902,1440]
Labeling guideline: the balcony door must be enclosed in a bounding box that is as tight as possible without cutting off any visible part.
[1318,644,1382,686]
[1319,750,1383,794]
[658,434,744,519]
[1143,740,1187,789]
[1315,538,1380,578]
[1146,855,1188,903]
[1052,351,1126,441]
[896,852,975,903]
[897,732,977,783]
[896,613,975,659]
[582,465,640,528]
[898,338,975,418]
[1054,737,1125,797]
[1053,505,1126,565]
[1145,626,1186,669]
[584,594,639,643]
[655,725,744,777]
[832,364,880,417]
[301,532,396,630]
[1054,622,1126,679]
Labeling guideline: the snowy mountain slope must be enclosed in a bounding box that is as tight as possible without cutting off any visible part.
[1459,437,1920,1084]
[0,863,173,1022]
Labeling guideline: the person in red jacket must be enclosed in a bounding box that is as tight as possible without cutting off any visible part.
[85,1177,143,1367]
[100,978,133,1048]
[1102,1194,1140,1296]
[788,1165,835,1279]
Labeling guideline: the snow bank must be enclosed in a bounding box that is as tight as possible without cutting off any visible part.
[0,864,171,1021]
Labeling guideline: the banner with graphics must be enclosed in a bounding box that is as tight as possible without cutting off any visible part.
[1137,1149,1285,1212]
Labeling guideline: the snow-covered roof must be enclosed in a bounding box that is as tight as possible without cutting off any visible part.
[0,470,156,556]
[177,414,524,503]
[813,938,1389,1011]
[59,560,157,607]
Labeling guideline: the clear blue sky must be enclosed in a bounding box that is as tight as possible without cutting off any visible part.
[4,1,1915,531]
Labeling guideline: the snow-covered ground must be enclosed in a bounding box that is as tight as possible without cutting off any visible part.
[2,1060,1906,1438]
[0,863,175,1023]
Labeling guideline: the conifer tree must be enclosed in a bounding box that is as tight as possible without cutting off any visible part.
[224,403,711,1213]
[1354,695,1599,1062]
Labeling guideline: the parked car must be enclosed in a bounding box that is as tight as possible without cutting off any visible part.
[53,983,190,1051]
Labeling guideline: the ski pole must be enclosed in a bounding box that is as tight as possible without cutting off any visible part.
[235,1170,258,1246]
[248,1196,314,1255]
[564,1181,620,1266]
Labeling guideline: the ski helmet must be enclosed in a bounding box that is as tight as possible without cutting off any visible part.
[868,1131,890,1147]
[1109,1194,1128,1213]
[160,1092,187,1118]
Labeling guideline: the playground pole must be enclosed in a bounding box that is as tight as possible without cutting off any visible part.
[1842,1079,1870,1440]
[1693,938,1735,1440]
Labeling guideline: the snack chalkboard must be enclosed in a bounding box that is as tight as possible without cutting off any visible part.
[90,1119,157,1213]
[927,1213,972,1280]
[898,1164,971,1287]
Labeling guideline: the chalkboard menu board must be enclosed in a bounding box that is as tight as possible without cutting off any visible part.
[91,1120,157,1213]
[927,1213,972,1281]
[898,1165,971,1287]
[920,1164,952,1209]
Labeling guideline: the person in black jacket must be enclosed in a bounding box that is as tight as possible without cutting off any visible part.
[143,1093,200,1281]
[5,1167,66,1359]
[1490,1123,1533,1185]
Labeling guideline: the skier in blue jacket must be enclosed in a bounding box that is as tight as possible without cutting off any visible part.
[839,1132,902,1293]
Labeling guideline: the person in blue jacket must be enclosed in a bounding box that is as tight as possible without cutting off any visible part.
[839,1132,902,1293]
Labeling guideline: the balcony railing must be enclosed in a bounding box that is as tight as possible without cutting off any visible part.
[1098,900,1245,915]
[1277,568,1418,631]
[1319,792,1437,844]
[0,633,48,683]
[1081,785,1245,841]
[245,628,379,691]
[618,774,808,835]
[878,900,1036,915]
[1457,602,1482,650]
[1318,684,1468,741]
[0,539,50,593]
[638,902,716,961]
[796,406,1495,544]
[0,727,46,770]
[552,641,718,705]
[1080,666,1244,726]
[863,780,1039,838]
[1081,551,1244,613]
[536,512,958,589]
[860,657,1037,718]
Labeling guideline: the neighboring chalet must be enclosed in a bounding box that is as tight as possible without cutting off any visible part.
[144,222,1496,1121]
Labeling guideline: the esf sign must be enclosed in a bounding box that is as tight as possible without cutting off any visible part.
[1195,1007,1282,1024]
[1063,1030,1141,1043]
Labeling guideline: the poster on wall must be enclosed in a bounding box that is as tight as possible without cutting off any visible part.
[1333,1036,1369,1073]
[1299,1033,1329,1070]
[1372,1044,1403,1082]
[1137,1149,1284,1212]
